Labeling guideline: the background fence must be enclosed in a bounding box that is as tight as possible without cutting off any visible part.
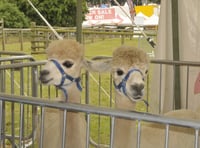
[0,22,157,54]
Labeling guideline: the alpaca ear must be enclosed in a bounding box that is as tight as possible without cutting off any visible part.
[82,56,112,72]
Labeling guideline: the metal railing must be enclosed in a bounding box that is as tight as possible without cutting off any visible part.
[0,55,200,147]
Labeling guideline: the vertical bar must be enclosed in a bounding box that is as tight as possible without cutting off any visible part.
[62,110,67,148]
[109,73,113,108]
[110,116,115,148]
[20,30,23,51]
[159,64,162,114]
[185,66,189,109]
[136,120,141,148]
[32,65,38,97]
[194,129,199,148]
[165,124,169,148]
[1,101,5,148]
[19,104,24,148]
[171,0,181,109]
[146,73,149,112]
[39,107,45,148]
[0,100,2,147]
[85,71,90,104]
[86,114,90,148]
[10,67,15,147]
[98,73,101,145]
[76,0,82,43]
[20,67,24,95]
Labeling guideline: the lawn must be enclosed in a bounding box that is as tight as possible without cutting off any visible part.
[0,36,155,147]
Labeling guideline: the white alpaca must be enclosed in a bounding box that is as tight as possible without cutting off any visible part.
[39,39,92,148]
[90,45,200,148]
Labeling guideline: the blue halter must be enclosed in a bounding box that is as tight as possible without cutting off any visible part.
[114,68,144,97]
[50,59,82,101]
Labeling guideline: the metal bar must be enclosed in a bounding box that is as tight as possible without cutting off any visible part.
[19,104,24,148]
[86,114,90,148]
[110,116,115,148]
[40,107,45,148]
[159,64,162,114]
[171,0,180,109]
[150,59,200,67]
[0,94,200,129]
[185,66,189,109]
[165,124,169,148]
[62,110,67,148]
[137,121,141,148]
[0,100,2,147]
[194,129,199,148]
[0,55,34,62]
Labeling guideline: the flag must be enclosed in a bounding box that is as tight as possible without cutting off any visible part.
[194,72,200,94]
[127,0,135,20]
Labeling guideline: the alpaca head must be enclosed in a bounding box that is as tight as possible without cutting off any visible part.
[39,39,87,99]
[112,46,149,102]
[89,46,149,103]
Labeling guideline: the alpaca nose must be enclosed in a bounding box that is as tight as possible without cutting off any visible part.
[131,83,144,94]
[39,70,50,81]
[40,70,49,76]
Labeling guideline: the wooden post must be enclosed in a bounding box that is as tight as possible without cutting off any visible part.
[76,0,82,43]
[30,22,36,52]
[171,0,181,109]
[0,19,5,50]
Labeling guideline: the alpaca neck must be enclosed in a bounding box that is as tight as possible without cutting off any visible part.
[60,83,81,103]
[115,91,136,110]
[114,91,137,148]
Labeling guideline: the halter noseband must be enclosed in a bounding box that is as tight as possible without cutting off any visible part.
[114,68,144,97]
[50,59,82,100]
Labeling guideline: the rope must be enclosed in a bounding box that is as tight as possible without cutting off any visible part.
[27,0,63,40]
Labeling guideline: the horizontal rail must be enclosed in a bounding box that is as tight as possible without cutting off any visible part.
[0,55,35,62]
[0,60,46,70]
[0,93,200,129]
[151,59,200,67]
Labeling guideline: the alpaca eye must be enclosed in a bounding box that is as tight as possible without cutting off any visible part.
[145,70,148,74]
[63,61,73,68]
[116,69,124,76]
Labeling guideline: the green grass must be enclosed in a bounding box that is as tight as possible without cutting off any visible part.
[0,36,155,147]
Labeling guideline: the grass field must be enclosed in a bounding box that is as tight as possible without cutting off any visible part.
[0,36,155,147]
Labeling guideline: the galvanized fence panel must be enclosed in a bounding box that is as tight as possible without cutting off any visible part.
[0,56,200,147]
[0,94,200,148]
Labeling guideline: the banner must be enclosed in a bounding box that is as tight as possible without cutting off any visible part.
[86,8,115,20]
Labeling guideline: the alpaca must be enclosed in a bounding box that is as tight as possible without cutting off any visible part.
[38,39,89,148]
[111,46,149,148]
[139,109,200,148]
[90,45,200,148]
[90,45,149,147]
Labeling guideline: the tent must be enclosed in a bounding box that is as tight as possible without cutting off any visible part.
[82,4,159,27]
[150,0,200,114]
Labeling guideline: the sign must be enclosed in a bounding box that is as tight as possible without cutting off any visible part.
[86,8,115,20]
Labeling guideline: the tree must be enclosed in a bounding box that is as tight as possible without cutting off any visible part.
[0,1,30,28]
[7,0,88,27]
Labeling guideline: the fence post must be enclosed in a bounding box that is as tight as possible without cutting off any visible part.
[0,19,5,50]
[30,22,36,52]
[19,29,23,51]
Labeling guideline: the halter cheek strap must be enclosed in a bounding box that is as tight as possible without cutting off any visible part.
[114,68,144,97]
[50,59,82,101]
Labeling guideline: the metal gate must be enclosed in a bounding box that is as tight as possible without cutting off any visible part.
[0,53,200,148]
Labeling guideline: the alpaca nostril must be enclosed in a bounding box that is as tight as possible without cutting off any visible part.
[39,70,50,82]
[131,83,144,92]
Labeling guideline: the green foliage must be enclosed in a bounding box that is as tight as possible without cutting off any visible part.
[0,1,30,28]
[7,0,88,27]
